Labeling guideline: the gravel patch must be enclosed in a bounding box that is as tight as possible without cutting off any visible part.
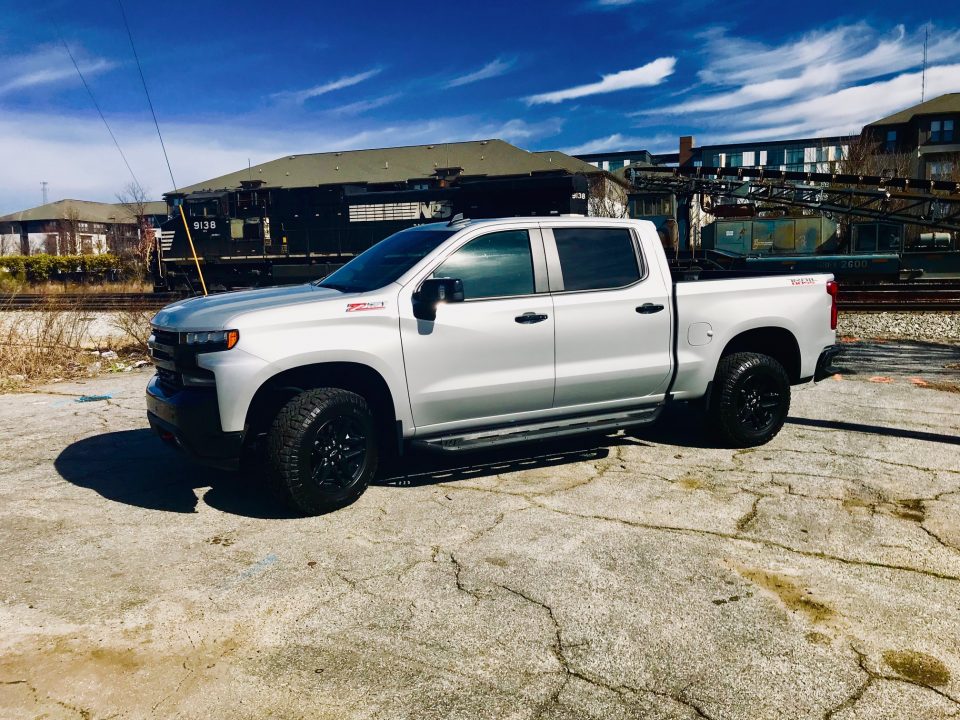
[838,311,960,344]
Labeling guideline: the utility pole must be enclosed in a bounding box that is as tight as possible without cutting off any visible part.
[921,25,928,103]
[41,181,49,205]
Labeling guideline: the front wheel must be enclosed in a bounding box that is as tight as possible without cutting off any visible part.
[708,352,790,447]
[267,388,378,515]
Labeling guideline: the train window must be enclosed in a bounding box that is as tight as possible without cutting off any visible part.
[432,230,535,300]
[188,201,220,218]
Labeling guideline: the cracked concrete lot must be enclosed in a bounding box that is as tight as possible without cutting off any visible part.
[1,362,959,719]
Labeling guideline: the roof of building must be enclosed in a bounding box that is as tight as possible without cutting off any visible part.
[0,199,167,224]
[172,139,603,195]
[866,93,960,127]
[572,149,654,162]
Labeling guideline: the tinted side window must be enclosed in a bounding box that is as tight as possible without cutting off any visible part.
[553,228,641,291]
[432,230,534,299]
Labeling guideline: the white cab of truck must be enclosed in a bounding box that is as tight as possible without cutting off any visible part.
[147,217,840,514]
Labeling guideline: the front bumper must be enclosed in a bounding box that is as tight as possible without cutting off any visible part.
[814,344,843,382]
[146,376,243,470]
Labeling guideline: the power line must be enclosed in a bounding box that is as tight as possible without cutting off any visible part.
[55,27,144,195]
[117,0,178,192]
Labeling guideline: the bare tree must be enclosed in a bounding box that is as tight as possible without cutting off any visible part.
[58,207,82,255]
[837,135,913,178]
[585,174,629,218]
[116,182,155,275]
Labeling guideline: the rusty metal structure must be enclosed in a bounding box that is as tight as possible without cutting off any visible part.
[627,165,960,233]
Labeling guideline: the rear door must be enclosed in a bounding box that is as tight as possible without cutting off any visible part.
[544,224,672,409]
[399,227,555,431]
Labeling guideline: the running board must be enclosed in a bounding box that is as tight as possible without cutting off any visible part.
[412,405,662,452]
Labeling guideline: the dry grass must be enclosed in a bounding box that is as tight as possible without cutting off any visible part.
[0,294,152,391]
[18,280,153,295]
[0,295,96,389]
[109,308,154,351]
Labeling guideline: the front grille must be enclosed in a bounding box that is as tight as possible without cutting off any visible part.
[149,326,215,390]
[156,366,182,389]
[152,328,179,346]
[150,326,183,389]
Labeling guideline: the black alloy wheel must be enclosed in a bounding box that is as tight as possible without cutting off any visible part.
[709,352,791,447]
[733,373,783,434]
[268,388,379,515]
[310,415,368,490]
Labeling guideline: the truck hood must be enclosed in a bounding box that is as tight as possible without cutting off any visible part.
[151,284,349,329]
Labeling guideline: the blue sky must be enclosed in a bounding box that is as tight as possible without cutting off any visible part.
[1,0,959,213]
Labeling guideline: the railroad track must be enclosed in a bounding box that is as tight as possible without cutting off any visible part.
[1,293,182,311]
[838,280,960,311]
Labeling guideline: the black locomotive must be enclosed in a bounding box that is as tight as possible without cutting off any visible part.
[153,174,589,291]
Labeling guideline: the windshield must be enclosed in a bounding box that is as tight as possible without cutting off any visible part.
[314,226,458,293]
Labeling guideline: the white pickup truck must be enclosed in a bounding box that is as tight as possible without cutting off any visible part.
[147,217,840,514]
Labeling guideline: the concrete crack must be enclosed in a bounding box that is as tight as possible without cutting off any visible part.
[524,500,960,583]
[449,553,484,604]
[823,650,874,720]
[735,493,763,533]
[852,646,960,708]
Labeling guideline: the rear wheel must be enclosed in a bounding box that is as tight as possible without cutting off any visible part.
[709,352,790,447]
[267,388,378,515]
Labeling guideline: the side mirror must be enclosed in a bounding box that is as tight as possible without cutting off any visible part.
[413,278,464,321]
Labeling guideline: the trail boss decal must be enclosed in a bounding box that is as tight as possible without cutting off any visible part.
[346,302,386,312]
[790,277,817,286]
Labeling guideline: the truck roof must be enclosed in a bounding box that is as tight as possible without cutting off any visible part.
[427,216,650,231]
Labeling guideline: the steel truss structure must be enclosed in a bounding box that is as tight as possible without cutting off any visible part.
[627,166,960,233]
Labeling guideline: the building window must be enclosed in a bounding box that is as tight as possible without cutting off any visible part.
[929,161,955,180]
[784,147,804,167]
[885,130,897,152]
[931,119,955,143]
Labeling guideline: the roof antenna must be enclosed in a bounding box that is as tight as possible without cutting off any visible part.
[921,24,928,102]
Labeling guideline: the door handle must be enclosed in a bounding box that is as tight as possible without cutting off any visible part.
[636,303,665,314]
[515,312,549,324]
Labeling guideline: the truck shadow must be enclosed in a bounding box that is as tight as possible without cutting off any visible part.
[54,429,297,519]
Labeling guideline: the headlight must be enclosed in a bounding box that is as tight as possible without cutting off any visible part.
[184,329,239,350]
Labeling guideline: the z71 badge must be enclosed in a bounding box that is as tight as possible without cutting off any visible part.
[346,302,386,312]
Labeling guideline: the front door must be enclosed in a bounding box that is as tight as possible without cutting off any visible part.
[399,228,555,432]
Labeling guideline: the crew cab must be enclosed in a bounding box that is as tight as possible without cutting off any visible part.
[147,217,840,514]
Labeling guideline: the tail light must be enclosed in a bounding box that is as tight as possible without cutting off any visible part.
[826,280,838,330]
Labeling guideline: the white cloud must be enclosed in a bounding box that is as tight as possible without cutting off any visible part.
[270,69,381,104]
[592,0,643,7]
[561,132,676,155]
[0,110,566,214]
[485,118,564,142]
[731,64,960,137]
[650,23,960,115]
[0,45,116,96]
[525,57,676,104]
[445,57,515,88]
[325,94,401,116]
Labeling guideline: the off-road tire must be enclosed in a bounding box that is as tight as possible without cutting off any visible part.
[267,388,378,515]
[708,352,790,447]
